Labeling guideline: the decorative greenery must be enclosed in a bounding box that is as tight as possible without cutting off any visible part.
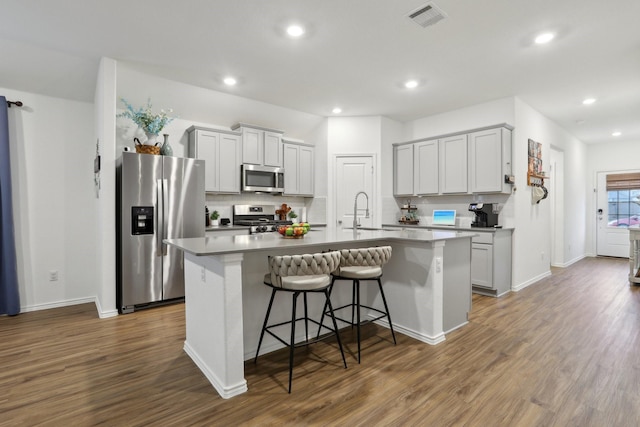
[118,98,174,134]
[288,210,298,219]
[210,210,220,220]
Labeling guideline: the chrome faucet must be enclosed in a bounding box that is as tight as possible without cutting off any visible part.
[353,191,370,229]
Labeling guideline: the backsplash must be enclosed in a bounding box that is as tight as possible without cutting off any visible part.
[386,194,513,227]
[205,194,326,224]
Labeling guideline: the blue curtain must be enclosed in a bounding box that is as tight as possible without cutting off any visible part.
[0,96,20,315]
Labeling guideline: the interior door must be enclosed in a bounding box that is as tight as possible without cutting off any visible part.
[596,172,630,258]
[335,155,374,228]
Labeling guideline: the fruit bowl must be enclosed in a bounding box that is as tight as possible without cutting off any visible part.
[278,223,310,238]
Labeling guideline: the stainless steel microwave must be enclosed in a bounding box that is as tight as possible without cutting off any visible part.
[241,164,284,193]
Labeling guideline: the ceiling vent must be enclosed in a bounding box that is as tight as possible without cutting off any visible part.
[407,2,447,28]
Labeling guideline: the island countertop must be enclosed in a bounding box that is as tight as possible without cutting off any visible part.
[165,227,476,256]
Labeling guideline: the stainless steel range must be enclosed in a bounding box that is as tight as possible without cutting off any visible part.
[233,204,292,234]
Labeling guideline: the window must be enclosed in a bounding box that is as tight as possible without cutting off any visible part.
[607,173,640,227]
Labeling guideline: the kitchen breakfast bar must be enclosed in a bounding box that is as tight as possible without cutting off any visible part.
[165,227,475,398]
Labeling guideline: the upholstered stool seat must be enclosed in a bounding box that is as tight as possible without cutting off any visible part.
[255,251,347,393]
[318,246,396,363]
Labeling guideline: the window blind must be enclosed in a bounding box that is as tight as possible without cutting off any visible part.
[606,173,640,191]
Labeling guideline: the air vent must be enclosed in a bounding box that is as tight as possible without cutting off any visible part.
[407,2,447,28]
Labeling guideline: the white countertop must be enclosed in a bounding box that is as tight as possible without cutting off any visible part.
[165,227,476,256]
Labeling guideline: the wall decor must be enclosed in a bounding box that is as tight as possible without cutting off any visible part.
[94,138,101,198]
[527,138,545,187]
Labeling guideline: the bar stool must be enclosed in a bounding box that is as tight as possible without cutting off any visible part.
[254,250,347,393]
[318,246,396,363]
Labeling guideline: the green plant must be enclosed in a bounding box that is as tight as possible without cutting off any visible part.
[288,210,297,219]
[118,98,174,134]
[210,210,220,220]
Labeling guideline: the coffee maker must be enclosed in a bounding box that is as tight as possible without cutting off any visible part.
[469,203,499,228]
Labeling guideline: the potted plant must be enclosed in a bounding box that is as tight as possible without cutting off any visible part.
[210,210,220,226]
[118,98,174,151]
[288,210,298,221]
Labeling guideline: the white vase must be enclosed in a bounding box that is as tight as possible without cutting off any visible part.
[145,132,159,146]
[211,219,219,226]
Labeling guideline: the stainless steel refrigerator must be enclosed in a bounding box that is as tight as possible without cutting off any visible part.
[117,151,205,314]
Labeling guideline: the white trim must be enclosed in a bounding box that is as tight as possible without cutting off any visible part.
[371,316,445,345]
[184,342,248,399]
[95,297,119,319]
[20,296,96,313]
[551,254,586,268]
[512,270,552,292]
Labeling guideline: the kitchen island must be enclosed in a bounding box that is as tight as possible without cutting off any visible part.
[165,227,474,398]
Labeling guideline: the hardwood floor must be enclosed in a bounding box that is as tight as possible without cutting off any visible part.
[2,256,640,426]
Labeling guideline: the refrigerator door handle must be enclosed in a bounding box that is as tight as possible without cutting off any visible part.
[162,179,169,256]
[156,179,163,256]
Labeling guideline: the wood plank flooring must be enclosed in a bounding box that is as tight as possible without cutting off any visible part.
[1,256,640,426]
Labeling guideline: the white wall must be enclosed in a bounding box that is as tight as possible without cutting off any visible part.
[327,116,384,227]
[94,58,118,317]
[586,139,640,255]
[512,98,587,289]
[3,87,96,311]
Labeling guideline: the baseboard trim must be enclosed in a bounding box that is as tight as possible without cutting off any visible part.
[21,297,96,313]
[551,254,586,268]
[94,298,118,319]
[372,316,445,345]
[512,270,552,292]
[184,341,247,399]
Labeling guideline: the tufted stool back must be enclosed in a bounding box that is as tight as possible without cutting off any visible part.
[336,246,392,270]
[269,251,341,288]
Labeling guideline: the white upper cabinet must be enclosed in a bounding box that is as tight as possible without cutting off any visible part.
[283,140,314,196]
[439,134,468,194]
[469,127,512,194]
[232,123,283,167]
[393,144,414,196]
[392,124,513,197]
[414,140,439,195]
[188,126,241,193]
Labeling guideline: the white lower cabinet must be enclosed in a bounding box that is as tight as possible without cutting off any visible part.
[187,126,241,193]
[470,230,512,297]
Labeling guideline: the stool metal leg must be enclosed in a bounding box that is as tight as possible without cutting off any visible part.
[377,278,397,345]
[288,291,299,393]
[315,276,335,339]
[325,289,347,369]
[255,288,277,363]
[304,292,309,343]
[355,279,361,364]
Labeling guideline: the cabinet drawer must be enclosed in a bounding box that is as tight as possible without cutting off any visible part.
[472,233,494,244]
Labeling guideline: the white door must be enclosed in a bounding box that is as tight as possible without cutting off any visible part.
[596,171,631,257]
[550,148,564,266]
[335,156,374,228]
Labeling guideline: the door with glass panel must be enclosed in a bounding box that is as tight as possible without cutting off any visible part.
[596,171,640,257]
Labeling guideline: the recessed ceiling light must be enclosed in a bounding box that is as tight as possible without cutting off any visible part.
[404,80,419,89]
[612,131,622,137]
[332,107,342,114]
[286,25,305,37]
[223,77,237,86]
[582,98,596,105]
[534,32,555,44]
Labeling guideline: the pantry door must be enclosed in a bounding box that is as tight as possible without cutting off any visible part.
[335,155,375,228]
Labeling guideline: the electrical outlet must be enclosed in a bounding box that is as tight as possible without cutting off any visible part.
[49,270,59,281]
[436,257,442,273]
[540,252,545,260]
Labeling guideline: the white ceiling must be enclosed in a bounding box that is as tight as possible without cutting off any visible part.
[1,0,638,144]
